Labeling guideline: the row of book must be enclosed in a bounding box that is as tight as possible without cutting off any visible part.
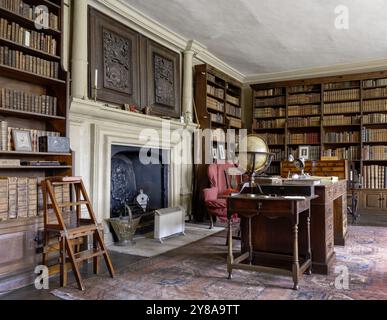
[0,45,59,78]
[254,107,285,118]
[0,121,60,151]
[206,96,224,112]
[323,146,360,160]
[323,115,360,126]
[288,85,319,93]
[0,18,57,55]
[324,81,358,90]
[226,94,240,106]
[362,165,387,189]
[362,145,387,160]
[0,1,59,30]
[363,87,387,99]
[323,101,360,114]
[206,84,224,99]
[253,118,285,129]
[266,165,280,175]
[0,120,6,151]
[265,133,285,145]
[287,116,320,127]
[363,99,387,112]
[288,93,320,105]
[288,133,320,144]
[324,131,360,143]
[255,96,285,107]
[227,116,242,129]
[225,103,241,118]
[362,128,387,142]
[269,148,285,161]
[0,87,58,115]
[0,177,70,221]
[0,177,37,220]
[288,105,319,117]
[255,88,283,97]
[363,78,387,88]
[323,88,360,102]
[363,113,387,124]
[210,112,223,124]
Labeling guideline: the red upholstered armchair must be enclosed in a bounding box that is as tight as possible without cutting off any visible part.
[203,163,240,229]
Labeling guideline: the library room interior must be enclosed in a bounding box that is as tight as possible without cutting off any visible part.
[0,0,386,302]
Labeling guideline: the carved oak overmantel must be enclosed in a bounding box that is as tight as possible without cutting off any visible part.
[88,8,181,118]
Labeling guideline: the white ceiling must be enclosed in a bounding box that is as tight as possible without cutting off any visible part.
[122,0,387,76]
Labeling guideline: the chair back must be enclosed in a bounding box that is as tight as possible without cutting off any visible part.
[207,162,235,194]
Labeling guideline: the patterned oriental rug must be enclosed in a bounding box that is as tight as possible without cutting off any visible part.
[51,226,387,300]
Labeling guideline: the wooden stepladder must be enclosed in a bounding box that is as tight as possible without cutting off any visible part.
[42,177,115,290]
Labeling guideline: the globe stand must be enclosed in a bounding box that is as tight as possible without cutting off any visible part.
[239,152,274,195]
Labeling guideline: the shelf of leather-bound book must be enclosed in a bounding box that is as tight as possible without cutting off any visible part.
[0,37,60,62]
[207,92,225,102]
[255,94,285,99]
[0,64,66,86]
[323,141,360,145]
[288,101,321,106]
[253,127,285,132]
[323,124,361,128]
[287,126,321,130]
[0,108,65,121]
[23,0,62,11]
[323,98,360,104]
[0,6,61,38]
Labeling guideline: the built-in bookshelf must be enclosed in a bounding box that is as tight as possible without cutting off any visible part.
[251,70,387,209]
[0,0,71,292]
[193,63,243,221]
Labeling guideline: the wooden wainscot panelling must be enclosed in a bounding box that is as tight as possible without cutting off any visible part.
[88,7,140,106]
[143,39,181,118]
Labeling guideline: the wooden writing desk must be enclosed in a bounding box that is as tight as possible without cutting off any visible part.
[257,179,347,274]
[227,194,316,290]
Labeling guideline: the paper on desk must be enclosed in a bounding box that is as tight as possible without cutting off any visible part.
[284,196,306,200]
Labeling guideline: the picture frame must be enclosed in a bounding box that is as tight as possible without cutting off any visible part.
[299,146,309,160]
[12,129,32,152]
[212,147,218,160]
[218,143,226,160]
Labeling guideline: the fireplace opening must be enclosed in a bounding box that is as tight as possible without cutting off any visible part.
[110,145,169,235]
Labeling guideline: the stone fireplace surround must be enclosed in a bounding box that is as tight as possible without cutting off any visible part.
[69,98,196,244]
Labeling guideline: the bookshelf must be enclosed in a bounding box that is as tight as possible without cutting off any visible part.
[193,63,243,221]
[0,0,71,292]
[251,70,387,211]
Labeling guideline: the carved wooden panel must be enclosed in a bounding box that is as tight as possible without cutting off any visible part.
[144,39,181,118]
[89,8,140,106]
[103,28,132,95]
[153,53,175,107]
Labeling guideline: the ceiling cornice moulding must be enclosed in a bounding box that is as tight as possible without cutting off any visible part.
[244,58,387,84]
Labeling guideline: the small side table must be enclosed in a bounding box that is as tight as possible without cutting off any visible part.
[227,194,316,290]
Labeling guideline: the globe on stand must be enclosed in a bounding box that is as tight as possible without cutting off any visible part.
[237,134,274,194]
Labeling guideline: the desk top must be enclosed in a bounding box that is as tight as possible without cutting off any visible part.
[229,193,317,201]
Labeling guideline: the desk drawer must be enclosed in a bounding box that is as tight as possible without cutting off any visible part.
[229,198,292,214]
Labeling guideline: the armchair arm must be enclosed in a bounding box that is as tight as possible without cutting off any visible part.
[203,187,218,202]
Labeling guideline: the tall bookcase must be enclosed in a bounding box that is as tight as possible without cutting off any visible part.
[0,0,71,292]
[193,63,243,221]
[251,70,387,212]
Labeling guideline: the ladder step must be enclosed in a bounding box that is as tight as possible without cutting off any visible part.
[57,201,89,208]
[74,248,105,262]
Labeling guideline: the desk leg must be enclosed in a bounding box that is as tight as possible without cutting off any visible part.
[306,208,312,275]
[292,213,300,290]
[248,217,253,265]
[227,219,233,280]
